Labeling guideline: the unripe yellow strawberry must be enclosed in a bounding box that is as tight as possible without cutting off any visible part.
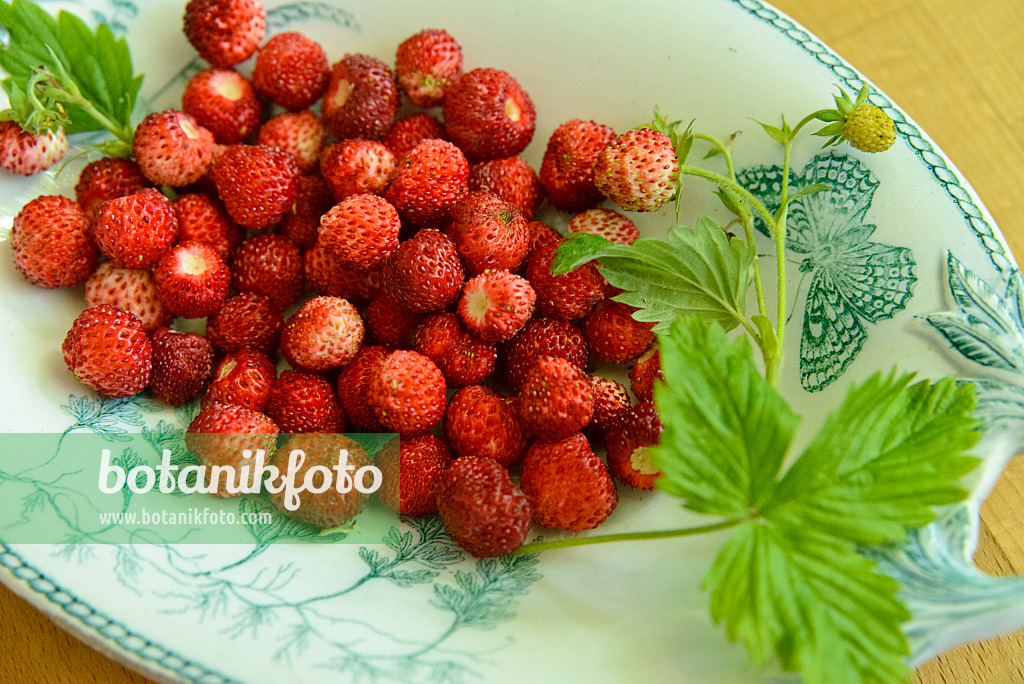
[842,104,897,153]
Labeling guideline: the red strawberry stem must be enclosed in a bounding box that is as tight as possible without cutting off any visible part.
[509,517,744,555]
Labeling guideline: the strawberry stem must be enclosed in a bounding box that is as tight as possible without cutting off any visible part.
[509,518,743,555]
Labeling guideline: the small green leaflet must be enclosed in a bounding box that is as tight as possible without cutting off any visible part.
[551,217,756,334]
[650,315,980,684]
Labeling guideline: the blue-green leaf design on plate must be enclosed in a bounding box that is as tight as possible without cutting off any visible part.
[738,150,918,391]
[265,1,360,32]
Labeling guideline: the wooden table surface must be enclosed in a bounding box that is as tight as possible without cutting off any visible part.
[3,0,1024,682]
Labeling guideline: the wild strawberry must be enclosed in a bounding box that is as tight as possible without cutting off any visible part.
[11,195,98,289]
[303,243,380,304]
[394,28,462,108]
[524,239,605,321]
[281,296,364,372]
[499,316,588,393]
[517,356,595,441]
[148,327,214,405]
[381,229,465,313]
[62,304,152,398]
[153,241,231,318]
[434,456,531,558]
[843,103,897,153]
[588,376,631,432]
[446,191,531,276]
[181,68,261,144]
[231,234,304,310]
[212,144,300,229]
[375,433,453,516]
[629,347,661,402]
[205,292,283,356]
[132,110,215,187]
[268,434,369,527]
[183,0,266,68]
[336,345,388,431]
[322,54,398,140]
[368,350,447,435]
[319,139,396,202]
[567,207,639,245]
[319,194,401,270]
[265,369,345,434]
[604,400,662,490]
[252,31,329,111]
[581,300,655,364]
[74,157,152,223]
[362,292,424,349]
[385,138,468,229]
[282,175,334,250]
[519,433,617,531]
[257,111,327,174]
[0,121,67,175]
[594,128,680,212]
[85,262,174,332]
[539,119,616,211]
[185,402,278,498]
[442,68,535,161]
[444,385,526,467]
[93,189,178,269]
[525,220,563,257]
[173,192,244,263]
[458,270,535,343]
[202,348,277,411]
[381,113,445,161]
[411,313,496,388]
[468,156,543,220]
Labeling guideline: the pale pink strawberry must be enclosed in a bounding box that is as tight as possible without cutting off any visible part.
[181,68,261,144]
[458,270,536,343]
[280,296,364,371]
[257,111,327,174]
[319,139,396,202]
[85,262,174,332]
[0,122,67,175]
[594,128,680,212]
[62,304,152,398]
[132,110,216,187]
[11,195,98,289]
[567,207,640,244]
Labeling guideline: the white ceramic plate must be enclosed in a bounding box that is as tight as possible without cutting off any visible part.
[3,1,1024,682]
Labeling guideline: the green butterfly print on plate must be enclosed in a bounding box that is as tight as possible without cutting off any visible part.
[738,150,918,391]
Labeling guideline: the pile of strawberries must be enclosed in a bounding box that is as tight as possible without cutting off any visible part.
[8,0,673,558]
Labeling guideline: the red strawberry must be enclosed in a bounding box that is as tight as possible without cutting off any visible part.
[281,296,364,371]
[446,191,530,276]
[11,195,98,289]
[384,138,468,229]
[538,119,616,211]
[444,385,526,467]
[362,292,424,349]
[0,121,67,175]
[93,189,178,269]
[204,292,283,356]
[85,262,174,332]
[231,234,304,310]
[458,270,536,343]
[267,433,369,526]
[185,402,278,497]
[523,239,605,321]
[567,207,640,245]
[525,220,563,257]
[368,350,447,435]
[173,192,244,263]
[581,300,655,364]
[499,316,588,393]
[376,433,453,516]
[322,54,398,140]
[604,399,662,490]
[74,157,152,223]
[411,312,496,388]
[153,241,231,319]
[319,139,396,202]
[265,369,345,433]
[336,345,388,431]
[435,456,531,557]
[517,356,595,441]
[588,375,631,432]
[183,0,266,68]
[394,28,462,108]
[468,156,543,220]
[594,128,680,212]
[148,327,214,405]
[519,433,617,531]
[318,193,401,270]
[202,348,277,411]
[212,144,300,229]
[282,175,334,250]
[303,243,380,304]
[132,110,216,187]
[257,111,327,174]
[380,229,465,313]
[629,347,662,402]
[251,31,329,111]
[181,68,261,144]
[381,113,445,162]
[442,68,535,162]
[62,304,152,398]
